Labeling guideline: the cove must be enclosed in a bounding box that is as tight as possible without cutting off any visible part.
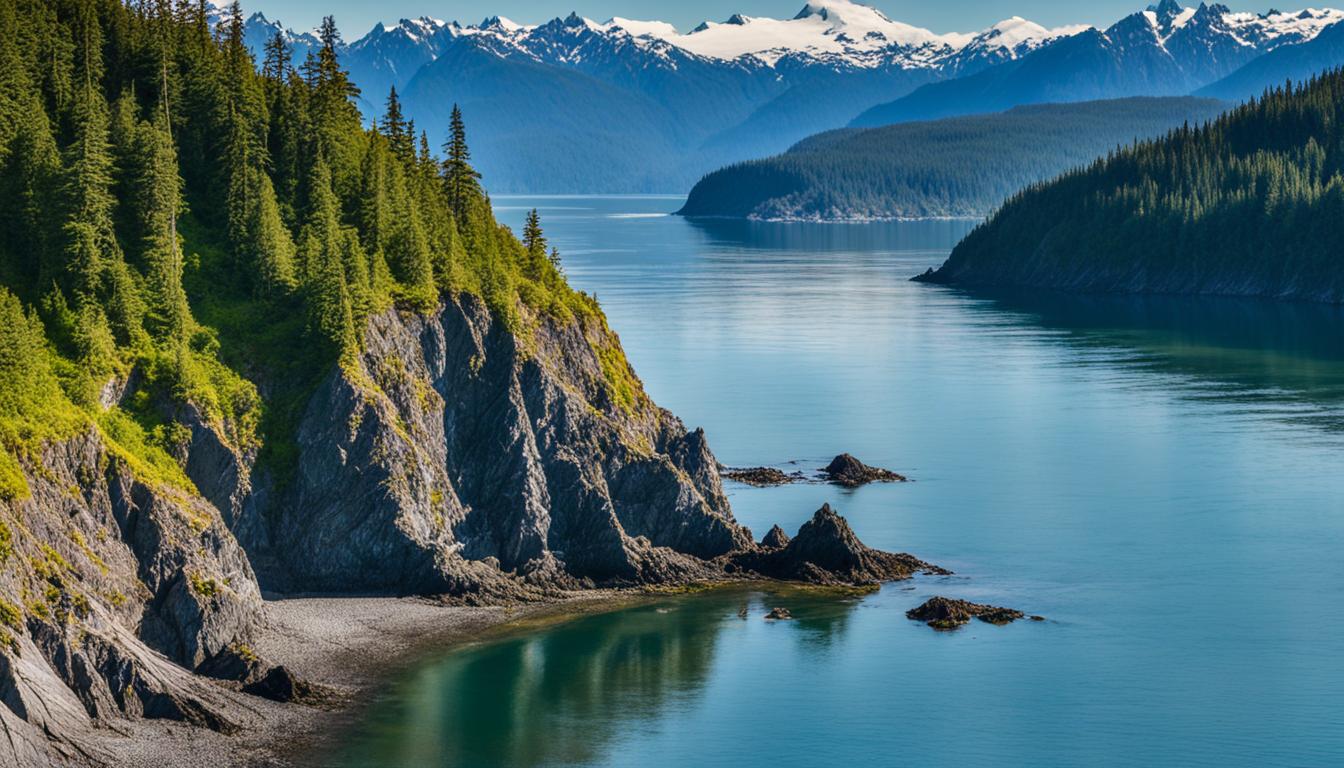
[333,197,1344,767]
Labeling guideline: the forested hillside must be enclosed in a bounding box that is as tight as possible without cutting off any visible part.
[0,0,588,502]
[677,97,1229,220]
[917,69,1344,302]
[0,3,767,759]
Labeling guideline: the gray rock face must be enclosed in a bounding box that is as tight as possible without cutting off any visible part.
[761,525,791,549]
[0,427,263,764]
[265,296,751,595]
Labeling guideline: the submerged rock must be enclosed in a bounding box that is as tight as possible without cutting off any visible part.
[764,607,793,620]
[723,467,804,486]
[906,597,1028,630]
[822,454,907,486]
[732,504,946,586]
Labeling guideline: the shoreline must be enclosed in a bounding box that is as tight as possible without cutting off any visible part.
[91,590,649,768]
[92,581,861,767]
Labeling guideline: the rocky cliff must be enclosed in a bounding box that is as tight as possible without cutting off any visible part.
[257,294,753,596]
[0,426,262,764]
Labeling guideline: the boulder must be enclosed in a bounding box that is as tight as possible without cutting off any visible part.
[822,454,907,486]
[241,665,313,703]
[764,607,793,620]
[723,467,803,486]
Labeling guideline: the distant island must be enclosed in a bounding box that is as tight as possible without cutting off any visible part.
[677,97,1229,221]
[916,69,1344,303]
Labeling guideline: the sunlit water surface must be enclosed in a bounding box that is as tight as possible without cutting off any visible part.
[333,196,1344,767]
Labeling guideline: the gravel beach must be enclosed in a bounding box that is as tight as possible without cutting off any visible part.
[91,592,635,767]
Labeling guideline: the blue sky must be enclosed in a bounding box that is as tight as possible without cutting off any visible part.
[245,1,1281,38]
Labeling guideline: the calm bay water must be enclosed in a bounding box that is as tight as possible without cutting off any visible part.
[336,197,1344,767]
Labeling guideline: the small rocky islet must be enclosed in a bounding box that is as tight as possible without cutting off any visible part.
[723,453,909,488]
[905,597,1044,630]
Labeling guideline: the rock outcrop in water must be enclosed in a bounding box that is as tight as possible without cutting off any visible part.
[723,467,803,486]
[905,597,1029,630]
[822,454,908,487]
[731,504,946,586]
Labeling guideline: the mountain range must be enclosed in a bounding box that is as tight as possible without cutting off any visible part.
[226,1,1344,193]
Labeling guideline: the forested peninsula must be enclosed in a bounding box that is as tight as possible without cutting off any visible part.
[916,70,1344,302]
[677,97,1229,221]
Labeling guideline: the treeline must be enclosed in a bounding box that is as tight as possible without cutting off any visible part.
[677,97,1230,220]
[923,69,1344,302]
[0,0,584,499]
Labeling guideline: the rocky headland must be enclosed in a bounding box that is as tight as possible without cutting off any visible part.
[0,299,942,766]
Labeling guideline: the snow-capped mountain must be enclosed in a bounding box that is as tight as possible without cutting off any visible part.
[1198,8,1344,98]
[239,0,1077,86]
[342,17,460,105]
[852,2,1344,127]
[229,1,1344,192]
[652,2,1083,70]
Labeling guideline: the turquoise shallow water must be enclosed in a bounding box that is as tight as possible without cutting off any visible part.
[335,196,1344,767]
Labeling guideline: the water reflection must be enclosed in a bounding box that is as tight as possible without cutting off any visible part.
[958,288,1344,434]
[683,215,978,254]
[335,591,860,767]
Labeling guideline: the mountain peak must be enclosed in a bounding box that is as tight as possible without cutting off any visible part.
[793,0,895,25]
[1149,0,1184,19]
[480,15,524,33]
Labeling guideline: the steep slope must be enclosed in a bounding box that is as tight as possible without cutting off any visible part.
[693,63,940,172]
[852,4,1344,127]
[1198,20,1344,100]
[265,296,750,594]
[0,295,265,764]
[915,70,1344,302]
[399,39,687,192]
[679,97,1230,220]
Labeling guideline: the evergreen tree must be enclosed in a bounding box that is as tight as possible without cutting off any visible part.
[383,86,413,162]
[442,104,481,221]
[61,0,142,346]
[136,110,190,343]
[0,0,602,461]
[522,208,547,278]
[262,31,291,82]
[299,156,356,352]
